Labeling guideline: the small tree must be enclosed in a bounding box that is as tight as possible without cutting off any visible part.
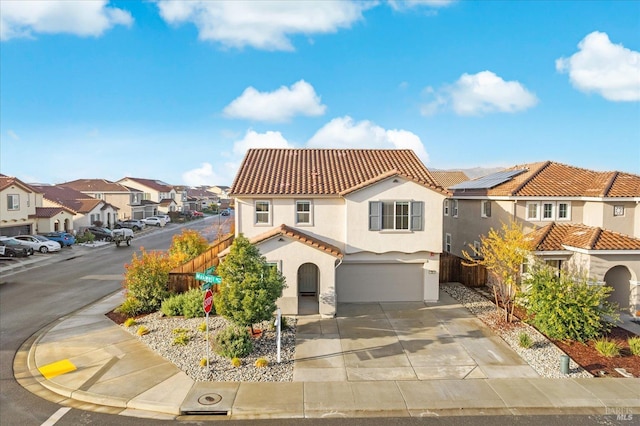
[120,248,175,315]
[214,235,286,333]
[168,229,209,264]
[463,220,533,322]
[522,262,619,342]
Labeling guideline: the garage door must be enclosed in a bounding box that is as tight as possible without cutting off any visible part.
[336,263,423,302]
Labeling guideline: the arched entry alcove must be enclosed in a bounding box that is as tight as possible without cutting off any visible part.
[298,263,319,315]
[604,265,632,312]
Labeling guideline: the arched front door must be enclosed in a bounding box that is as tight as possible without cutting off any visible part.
[604,265,632,312]
[298,263,319,314]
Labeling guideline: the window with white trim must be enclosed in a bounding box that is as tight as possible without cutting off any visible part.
[7,194,19,210]
[526,202,539,220]
[369,201,423,231]
[558,202,570,220]
[444,199,449,216]
[542,202,554,220]
[452,199,459,217]
[295,200,312,225]
[445,233,452,252]
[255,200,271,225]
[481,200,491,218]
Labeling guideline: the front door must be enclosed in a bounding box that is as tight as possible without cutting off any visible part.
[298,263,319,315]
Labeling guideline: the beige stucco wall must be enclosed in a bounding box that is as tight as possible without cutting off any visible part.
[344,177,446,254]
[36,210,76,233]
[1,185,37,221]
[600,201,638,238]
[255,236,339,317]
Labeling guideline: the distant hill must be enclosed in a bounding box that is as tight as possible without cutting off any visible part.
[430,167,505,180]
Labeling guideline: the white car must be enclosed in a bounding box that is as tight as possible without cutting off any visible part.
[141,217,165,227]
[156,214,171,224]
[13,235,62,253]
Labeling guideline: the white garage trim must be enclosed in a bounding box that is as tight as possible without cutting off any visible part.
[336,263,423,302]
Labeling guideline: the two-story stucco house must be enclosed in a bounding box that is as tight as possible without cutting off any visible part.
[61,179,147,220]
[117,177,178,216]
[229,149,448,317]
[445,161,640,315]
[31,184,120,229]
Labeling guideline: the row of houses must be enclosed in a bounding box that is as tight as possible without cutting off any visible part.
[0,175,230,235]
[225,149,640,318]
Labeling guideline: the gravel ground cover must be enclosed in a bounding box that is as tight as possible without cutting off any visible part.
[120,312,296,382]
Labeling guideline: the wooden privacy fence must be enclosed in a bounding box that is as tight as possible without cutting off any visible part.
[167,232,234,293]
[439,252,487,287]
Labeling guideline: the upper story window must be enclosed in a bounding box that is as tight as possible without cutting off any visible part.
[295,200,312,225]
[613,205,625,217]
[369,201,423,231]
[445,233,452,252]
[255,200,271,225]
[444,199,450,216]
[452,199,459,218]
[481,200,492,218]
[7,194,19,210]
[527,201,571,221]
[143,193,151,201]
[130,193,141,204]
[93,193,102,199]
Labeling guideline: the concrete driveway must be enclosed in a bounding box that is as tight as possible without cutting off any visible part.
[293,291,539,382]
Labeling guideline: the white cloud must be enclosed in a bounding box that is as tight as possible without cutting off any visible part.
[422,71,538,116]
[156,0,368,50]
[182,163,221,187]
[307,116,429,163]
[388,0,455,11]
[232,129,294,156]
[223,80,326,122]
[556,31,640,102]
[0,0,133,41]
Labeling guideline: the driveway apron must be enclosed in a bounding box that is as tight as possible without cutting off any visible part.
[293,292,538,382]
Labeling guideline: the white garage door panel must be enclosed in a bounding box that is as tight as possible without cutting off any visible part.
[337,264,423,302]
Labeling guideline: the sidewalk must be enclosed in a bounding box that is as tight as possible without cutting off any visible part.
[14,291,640,420]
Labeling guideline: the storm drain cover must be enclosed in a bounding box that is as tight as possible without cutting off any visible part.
[198,393,222,405]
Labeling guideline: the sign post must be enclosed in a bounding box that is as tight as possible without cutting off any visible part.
[275,308,282,363]
[203,289,213,368]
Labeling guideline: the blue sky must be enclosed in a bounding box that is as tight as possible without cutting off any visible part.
[1,0,639,186]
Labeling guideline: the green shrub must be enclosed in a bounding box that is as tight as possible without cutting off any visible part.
[198,322,207,332]
[123,318,137,328]
[122,249,173,315]
[594,338,620,357]
[522,263,619,342]
[115,298,144,317]
[214,325,253,358]
[231,357,242,367]
[628,337,640,356]
[518,332,533,349]
[181,289,206,318]
[173,331,190,346]
[160,295,183,316]
[137,325,149,336]
[77,231,95,244]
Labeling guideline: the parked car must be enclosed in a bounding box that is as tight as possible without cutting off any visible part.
[115,220,146,231]
[192,211,204,217]
[0,237,34,256]
[40,232,76,247]
[0,240,30,257]
[81,226,113,241]
[13,235,62,253]
[141,217,165,227]
[157,214,171,223]
[221,208,231,216]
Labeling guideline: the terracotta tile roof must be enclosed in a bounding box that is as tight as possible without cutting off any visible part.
[29,207,74,219]
[0,175,40,193]
[250,224,343,258]
[479,161,640,197]
[61,179,136,193]
[527,223,640,251]
[120,177,173,192]
[30,184,104,213]
[430,171,470,189]
[231,149,445,196]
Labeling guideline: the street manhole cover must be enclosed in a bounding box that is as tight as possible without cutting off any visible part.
[198,393,222,405]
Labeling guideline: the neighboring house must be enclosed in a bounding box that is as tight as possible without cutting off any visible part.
[229,148,448,317]
[430,171,470,190]
[0,175,75,235]
[61,179,147,220]
[446,161,640,314]
[31,184,120,229]
[172,185,190,212]
[189,187,219,211]
[209,185,230,200]
[117,177,176,216]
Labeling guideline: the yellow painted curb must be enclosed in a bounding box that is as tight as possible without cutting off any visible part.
[39,359,77,380]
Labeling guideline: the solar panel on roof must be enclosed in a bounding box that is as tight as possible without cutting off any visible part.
[449,169,528,190]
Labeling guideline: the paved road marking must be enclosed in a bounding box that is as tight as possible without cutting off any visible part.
[41,407,71,426]
[38,359,76,379]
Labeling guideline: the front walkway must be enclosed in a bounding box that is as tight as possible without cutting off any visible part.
[293,292,539,382]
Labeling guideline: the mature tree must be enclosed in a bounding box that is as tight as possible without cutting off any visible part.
[522,262,619,342]
[463,220,533,322]
[168,229,209,264]
[214,235,286,333]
